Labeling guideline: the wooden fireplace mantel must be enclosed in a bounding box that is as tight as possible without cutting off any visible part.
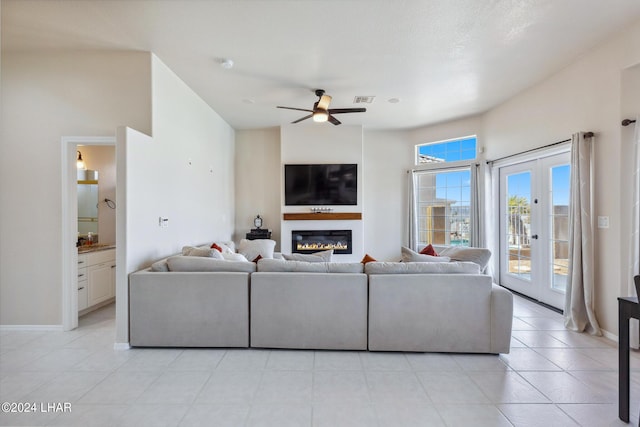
[283,212,362,221]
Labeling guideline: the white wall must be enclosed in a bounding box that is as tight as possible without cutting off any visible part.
[79,145,116,244]
[234,128,281,248]
[363,117,484,261]
[0,51,151,326]
[280,125,364,262]
[482,21,640,337]
[114,56,236,343]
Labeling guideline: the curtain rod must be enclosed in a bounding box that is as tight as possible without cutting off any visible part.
[622,119,637,126]
[486,132,593,165]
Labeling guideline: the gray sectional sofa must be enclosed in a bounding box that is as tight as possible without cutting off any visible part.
[365,262,513,353]
[128,252,513,353]
[251,259,368,350]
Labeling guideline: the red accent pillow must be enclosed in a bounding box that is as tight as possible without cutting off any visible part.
[361,254,377,264]
[419,244,438,256]
[252,254,263,263]
[211,243,223,252]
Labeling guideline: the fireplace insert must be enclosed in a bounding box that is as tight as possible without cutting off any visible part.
[292,230,352,255]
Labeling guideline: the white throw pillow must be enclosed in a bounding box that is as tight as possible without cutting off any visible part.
[237,239,276,262]
[181,246,224,259]
[221,252,249,262]
[211,241,235,253]
[282,249,333,263]
[401,246,451,263]
[439,246,491,272]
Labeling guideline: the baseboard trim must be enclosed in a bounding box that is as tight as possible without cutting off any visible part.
[601,329,618,343]
[0,324,64,332]
[113,342,130,351]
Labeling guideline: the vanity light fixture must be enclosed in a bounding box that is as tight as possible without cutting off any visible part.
[76,151,86,169]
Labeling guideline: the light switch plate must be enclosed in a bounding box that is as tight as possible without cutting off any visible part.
[597,216,609,229]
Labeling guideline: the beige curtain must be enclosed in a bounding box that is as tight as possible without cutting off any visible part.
[407,171,418,250]
[564,132,601,335]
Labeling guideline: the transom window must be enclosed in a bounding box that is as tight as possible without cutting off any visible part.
[416,136,477,164]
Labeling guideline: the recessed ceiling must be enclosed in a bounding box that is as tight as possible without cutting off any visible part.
[3,0,640,130]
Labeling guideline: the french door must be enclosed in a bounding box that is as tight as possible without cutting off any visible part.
[499,152,570,309]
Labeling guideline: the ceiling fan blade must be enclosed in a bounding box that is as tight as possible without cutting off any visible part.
[292,114,313,124]
[328,115,341,125]
[277,106,314,113]
[317,95,332,111]
[328,108,367,114]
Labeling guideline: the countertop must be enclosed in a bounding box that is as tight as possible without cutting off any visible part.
[77,244,116,254]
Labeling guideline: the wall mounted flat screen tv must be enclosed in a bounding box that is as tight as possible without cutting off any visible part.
[285,164,357,206]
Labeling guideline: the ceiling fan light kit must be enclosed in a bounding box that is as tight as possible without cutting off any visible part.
[277,89,366,126]
[313,110,329,122]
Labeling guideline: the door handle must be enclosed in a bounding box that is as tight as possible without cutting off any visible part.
[532,234,539,239]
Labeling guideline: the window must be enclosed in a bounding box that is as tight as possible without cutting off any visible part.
[416,136,476,164]
[413,136,477,248]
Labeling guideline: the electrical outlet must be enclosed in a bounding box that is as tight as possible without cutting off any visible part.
[597,216,609,229]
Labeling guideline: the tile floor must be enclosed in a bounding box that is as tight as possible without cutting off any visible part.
[1,295,640,426]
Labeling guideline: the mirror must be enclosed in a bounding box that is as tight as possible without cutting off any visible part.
[78,171,99,241]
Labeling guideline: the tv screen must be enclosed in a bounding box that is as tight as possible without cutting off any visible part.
[285,164,357,206]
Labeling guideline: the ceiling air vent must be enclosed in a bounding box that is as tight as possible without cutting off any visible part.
[353,96,375,104]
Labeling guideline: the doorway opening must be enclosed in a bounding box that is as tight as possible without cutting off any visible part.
[61,136,116,332]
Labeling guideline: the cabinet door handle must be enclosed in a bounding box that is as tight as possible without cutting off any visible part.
[78,286,85,290]
[111,265,116,269]
[78,273,85,277]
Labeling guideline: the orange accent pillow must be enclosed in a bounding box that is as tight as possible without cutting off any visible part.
[211,243,223,252]
[361,254,377,264]
[252,254,263,263]
[420,244,438,256]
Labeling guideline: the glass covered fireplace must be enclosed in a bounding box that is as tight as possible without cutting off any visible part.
[292,230,352,255]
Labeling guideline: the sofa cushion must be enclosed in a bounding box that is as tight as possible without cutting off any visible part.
[282,249,333,262]
[364,261,480,275]
[257,258,364,273]
[210,241,235,253]
[182,246,224,258]
[150,259,169,272]
[167,256,256,273]
[439,246,491,271]
[238,239,276,261]
[221,252,249,262]
[401,246,451,263]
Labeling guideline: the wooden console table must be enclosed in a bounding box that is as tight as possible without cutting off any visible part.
[619,296,640,423]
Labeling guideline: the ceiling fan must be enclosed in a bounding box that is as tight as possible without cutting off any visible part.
[277,89,366,125]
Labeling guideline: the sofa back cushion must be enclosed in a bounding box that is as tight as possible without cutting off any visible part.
[182,246,225,258]
[439,246,491,271]
[401,246,451,263]
[150,259,170,272]
[282,249,333,262]
[166,256,256,273]
[364,261,480,275]
[237,239,276,262]
[257,258,364,273]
